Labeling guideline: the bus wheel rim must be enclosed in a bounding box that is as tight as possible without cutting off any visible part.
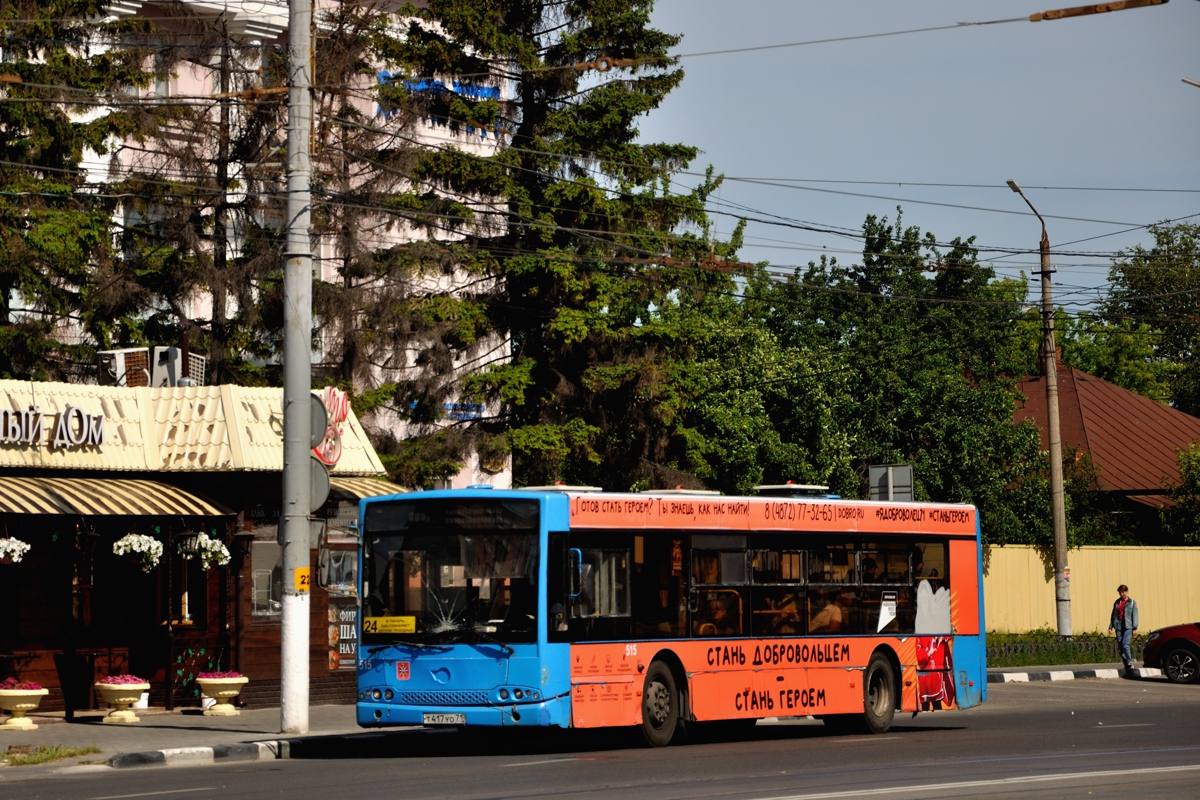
[646,681,670,725]
[868,669,889,713]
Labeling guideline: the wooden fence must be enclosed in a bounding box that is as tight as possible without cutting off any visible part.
[983,545,1200,633]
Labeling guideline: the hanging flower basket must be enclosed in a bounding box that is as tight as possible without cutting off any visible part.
[182,531,231,571]
[0,678,48,731]
[113,534,163,572]
[0,537,31,565]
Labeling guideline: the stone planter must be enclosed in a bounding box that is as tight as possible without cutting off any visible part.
[95,682,151,724]
[196,677,248,716]
[0,688,49,731]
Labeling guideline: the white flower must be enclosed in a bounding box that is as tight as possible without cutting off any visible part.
[113,534,163,572]
[0,537,31,563]
[182,532,231,570]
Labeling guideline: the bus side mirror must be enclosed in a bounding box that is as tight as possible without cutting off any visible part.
[568,548,583,598]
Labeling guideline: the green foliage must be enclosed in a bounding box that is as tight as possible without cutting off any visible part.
[743,212,1050,546]
[1162,441,1200,544]
[2,745,102,767]
[0,1,153,378]
[1060,312,1176,404]
[1101,222,1200,413]
[1063,447,1140,546]
[987,628,1144,668]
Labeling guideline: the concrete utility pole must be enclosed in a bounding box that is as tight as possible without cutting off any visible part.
[281,0,314,733]
[1007,180,1071,638]
[212,23,231,384]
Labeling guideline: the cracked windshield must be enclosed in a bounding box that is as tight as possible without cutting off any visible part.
[364,499,539,646]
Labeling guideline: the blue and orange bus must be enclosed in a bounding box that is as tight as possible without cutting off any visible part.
[354,486,986,745]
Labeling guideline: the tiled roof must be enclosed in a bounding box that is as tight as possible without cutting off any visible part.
[151,386,234,470]
[0,381,148,471]
[0,381,386,476]
[1015,362,1200,504]
[225,386,386,476]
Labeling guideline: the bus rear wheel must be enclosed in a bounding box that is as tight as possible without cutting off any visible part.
[640,661,680,747]
[862,652,896,734]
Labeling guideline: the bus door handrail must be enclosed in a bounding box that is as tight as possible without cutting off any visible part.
[568,548,583,598]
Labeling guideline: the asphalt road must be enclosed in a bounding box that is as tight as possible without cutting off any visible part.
[7,677,1200,800]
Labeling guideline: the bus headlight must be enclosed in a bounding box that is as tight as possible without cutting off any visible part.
[499,689,510,700]
[384,689,394,700]
[372,689,382,700]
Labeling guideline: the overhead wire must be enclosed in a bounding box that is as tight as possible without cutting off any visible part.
[2,51,1191,266]
[4,21,1195,316]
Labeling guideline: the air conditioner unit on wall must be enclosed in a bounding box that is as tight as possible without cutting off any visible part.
[150,347,208,387]
[97,348,151,387]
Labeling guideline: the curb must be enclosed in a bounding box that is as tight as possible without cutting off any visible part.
[107,741,282,769]
[105,727,421,769]
[987,666,1163,684]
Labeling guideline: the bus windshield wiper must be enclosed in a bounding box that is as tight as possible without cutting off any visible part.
[470,626,515,656]
[366,640,451,655]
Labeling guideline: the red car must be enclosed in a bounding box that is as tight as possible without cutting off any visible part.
[1142,623,1200,684]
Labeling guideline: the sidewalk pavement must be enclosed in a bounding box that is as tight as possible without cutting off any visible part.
[0,703,380,772]
[0,662,1166,773]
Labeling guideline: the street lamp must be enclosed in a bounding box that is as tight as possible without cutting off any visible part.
[1007,179,1071,638]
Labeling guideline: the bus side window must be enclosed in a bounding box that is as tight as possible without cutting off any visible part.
[913,541,950,634]
[548,534,569,641]
[572,549,631,618]
[633,533,685,639]
[751,550,805,636]
[861,546,914,634]
[694,590,742,637]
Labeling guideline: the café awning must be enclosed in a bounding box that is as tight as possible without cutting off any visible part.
[0,477,231,516]
[329,477,406,499]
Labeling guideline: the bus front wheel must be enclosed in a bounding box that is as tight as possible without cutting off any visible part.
[862,652,896,734]
[640,661,680,747]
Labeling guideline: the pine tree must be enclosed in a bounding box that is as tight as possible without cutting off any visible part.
[363,0,737,487]
[0,1,152,379]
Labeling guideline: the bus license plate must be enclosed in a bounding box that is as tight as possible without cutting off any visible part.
[423,713,466,725]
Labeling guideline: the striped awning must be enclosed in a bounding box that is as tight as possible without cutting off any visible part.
[0,477,231,516]
[329,477,406,499]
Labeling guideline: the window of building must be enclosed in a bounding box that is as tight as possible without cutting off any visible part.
[251,541,282,618]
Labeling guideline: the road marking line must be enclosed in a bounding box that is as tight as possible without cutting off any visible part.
[752,763,1200,800]
[92,790,216,800]
[500,758,578,767]
[1097,723,1154,728]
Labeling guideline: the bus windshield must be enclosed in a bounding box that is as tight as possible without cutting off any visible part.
[362,499,539,646]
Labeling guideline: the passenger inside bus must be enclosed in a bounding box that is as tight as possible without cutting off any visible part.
[756,592,801,635]
[808,588,853,633]
[861,556,878,583]
[695,594,739,636]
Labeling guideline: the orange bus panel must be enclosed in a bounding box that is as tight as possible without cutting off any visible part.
[567,495,976,536]
[949,539,980,635]
[571,636,933,728]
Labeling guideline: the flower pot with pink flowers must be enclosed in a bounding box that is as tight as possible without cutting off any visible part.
[0,678,48,730]
[196,671,248,716]
[95,674,151,724]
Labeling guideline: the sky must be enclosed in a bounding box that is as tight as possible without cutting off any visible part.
[639,0,1200,312]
